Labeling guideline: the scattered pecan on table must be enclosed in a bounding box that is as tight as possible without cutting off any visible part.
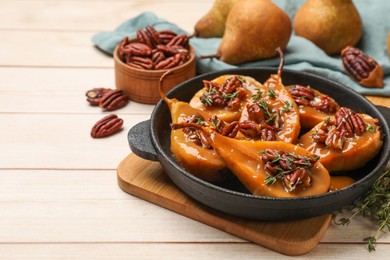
[85,88,112,106]
[99,90,129,111]
[118,26,192,70]
[86,88,129,111]
[86,88,129,138]
[341,46,384,88]
[91,114,124,138]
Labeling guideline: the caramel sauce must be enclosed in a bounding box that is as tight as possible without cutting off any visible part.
[330,176,355,191]
[298,114,383,172]
[299,106,330,129]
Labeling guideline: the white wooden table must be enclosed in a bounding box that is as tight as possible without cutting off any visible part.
[1,0,389,259]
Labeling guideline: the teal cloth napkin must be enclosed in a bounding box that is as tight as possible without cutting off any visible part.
[92,0,390,97]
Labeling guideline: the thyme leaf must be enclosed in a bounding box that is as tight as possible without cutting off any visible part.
[251,89,263,101]
[264,175,277,185]
[267,89,276,98]
[366,123,375,133]
[281,100,293,112]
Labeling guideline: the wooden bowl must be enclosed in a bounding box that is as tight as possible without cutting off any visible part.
[113,43,196,104]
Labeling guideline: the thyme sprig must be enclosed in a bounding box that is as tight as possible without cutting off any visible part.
[333,168,390,252]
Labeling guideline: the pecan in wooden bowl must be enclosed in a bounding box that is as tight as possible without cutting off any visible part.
[114,26,196,104]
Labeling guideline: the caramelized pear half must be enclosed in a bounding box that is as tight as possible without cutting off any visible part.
[238,49,300,143]
[160,71,227,183]
[298,108,383,172]
[172,123,330,198]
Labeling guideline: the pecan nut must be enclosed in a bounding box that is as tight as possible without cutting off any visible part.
[122,42,152,57]
[158,30,178,44]
[341,46,384,88]
[126,56,154,70]
[151,50,165,65]
[209,116,239,138]
[156,44,188,56]
[154,53,184,70]
[166,34,189,47]
[146,26,161,45]
[99,90,129,111]
[85,88,112,106]
[137,28,155,48]
[91,114,123,138]
[336,107,365,137]
[288,85,315,104]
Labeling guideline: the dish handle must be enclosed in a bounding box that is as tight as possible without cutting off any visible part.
[128,120,158,161]
[376,105,390,124]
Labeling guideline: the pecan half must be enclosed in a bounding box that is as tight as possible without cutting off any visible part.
[336,107,365,137]
[288,85,315,103]
[137,28,155,48]
[209,115,239,138]
[341,46,384,88]
[118,37,130,61]
[126,56,154,70]
[167,34,189,47]
[151,50,165,65]
[122,42,152,57]
[145,26,160,46]
[158,30,178,44]
[154,53,185,70]
[85,88,112,106]
[157,44,188,56]
[91,114,123,138]
[99,90,129,111]
[239,121,278,141]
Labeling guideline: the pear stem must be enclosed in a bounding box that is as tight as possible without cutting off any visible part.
[159,70,174,105]
[197,54,221,60]
[275,47,284,77]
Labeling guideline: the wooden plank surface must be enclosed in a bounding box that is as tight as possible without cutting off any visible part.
[1,0,390,258]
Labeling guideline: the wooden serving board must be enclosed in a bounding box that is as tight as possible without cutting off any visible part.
[117,153,332,256]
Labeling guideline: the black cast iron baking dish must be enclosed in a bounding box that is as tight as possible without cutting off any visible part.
[128,67,390,221]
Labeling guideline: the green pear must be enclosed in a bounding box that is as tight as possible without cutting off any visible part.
[217,0,292,65]
[294,0,363,55]
[194,0,240,38]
